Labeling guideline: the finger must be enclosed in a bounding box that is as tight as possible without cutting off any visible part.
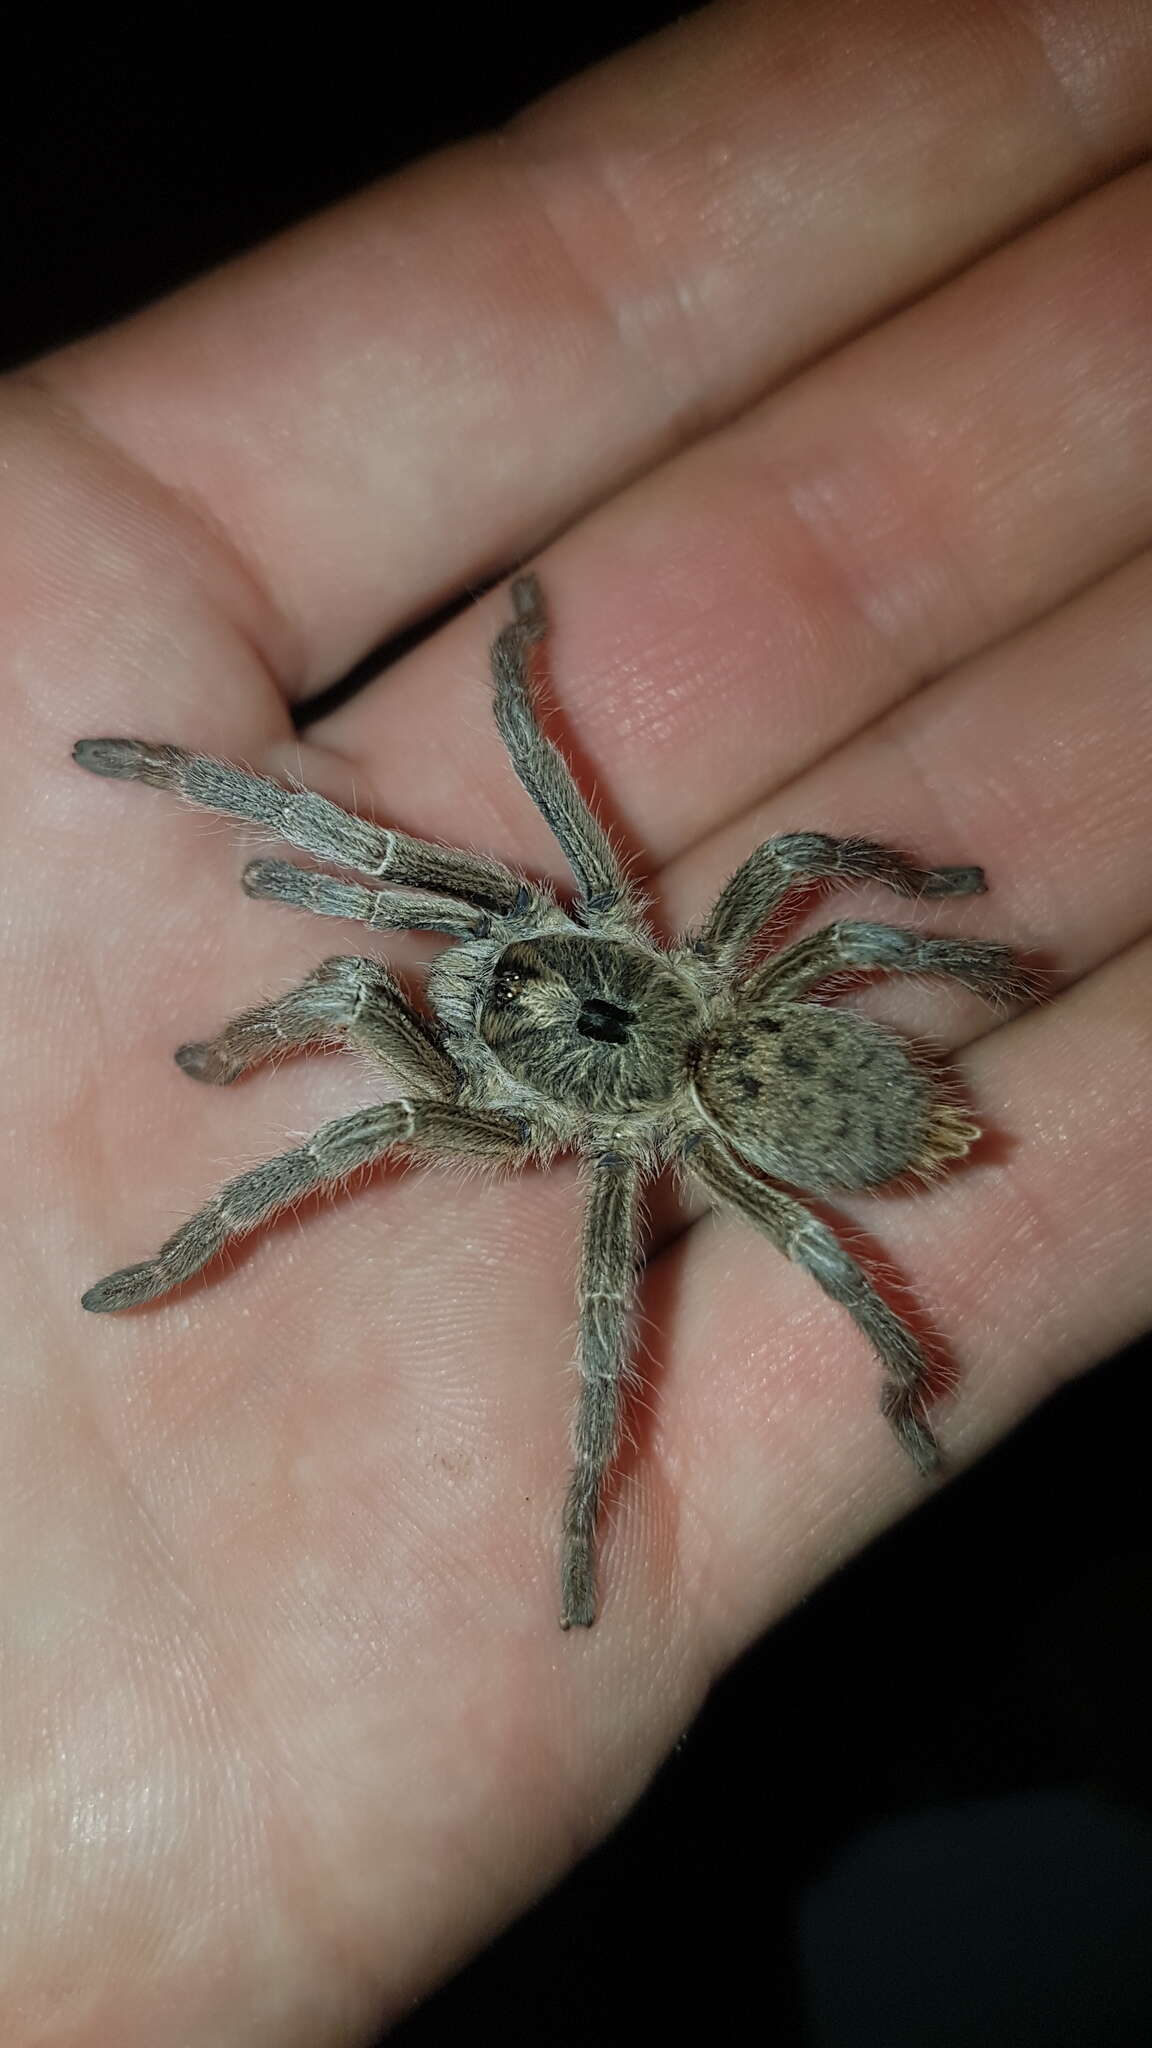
[20,25,1152,926]
[659,543,1152,1042]
[40,155,1152,879]
[657,932,1152,1663]
[294,167,1152,902]
[33,0,1152,682]
[647,544,1152,1253]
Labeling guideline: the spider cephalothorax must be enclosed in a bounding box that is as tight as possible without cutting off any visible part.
[479,934,702,1114]
[75,575,1020,1627]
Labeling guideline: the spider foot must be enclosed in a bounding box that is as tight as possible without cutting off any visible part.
[919,864,986,897]
[174,1039,238,1084]
[560,1495,599,1629]
[880,1382,943,1476]
[560,1566,597,1631]
[81,1261,168,1313]
[72,739,182,787]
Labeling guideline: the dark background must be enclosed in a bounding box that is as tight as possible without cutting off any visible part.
[6,11,1150,2044]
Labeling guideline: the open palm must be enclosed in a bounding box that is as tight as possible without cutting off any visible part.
[3,2,1150,2040]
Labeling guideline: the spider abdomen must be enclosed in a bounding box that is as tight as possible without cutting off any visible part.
[695,1001,936,1192]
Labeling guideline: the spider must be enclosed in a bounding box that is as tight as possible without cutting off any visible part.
[74,574,1020,1628]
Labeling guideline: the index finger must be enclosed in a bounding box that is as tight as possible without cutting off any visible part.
[32,0,1152,688]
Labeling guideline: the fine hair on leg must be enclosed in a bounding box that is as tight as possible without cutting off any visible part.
[241,859,490,938]
[686,1135,941,1472]
[561,1151,644,1628]
[746,919,1024,1006]
[491,575,641,926]
[698,830,986,970]
[72,737,523,913]
[175,954,458,1097]
[83,1102,527,1314]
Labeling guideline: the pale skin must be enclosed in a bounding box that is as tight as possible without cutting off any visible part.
[3,0,1152,2040]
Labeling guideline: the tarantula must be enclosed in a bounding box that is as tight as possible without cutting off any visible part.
[75,575,1019,1627]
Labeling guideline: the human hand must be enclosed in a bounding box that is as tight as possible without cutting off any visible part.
[2,0,1150,2038]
